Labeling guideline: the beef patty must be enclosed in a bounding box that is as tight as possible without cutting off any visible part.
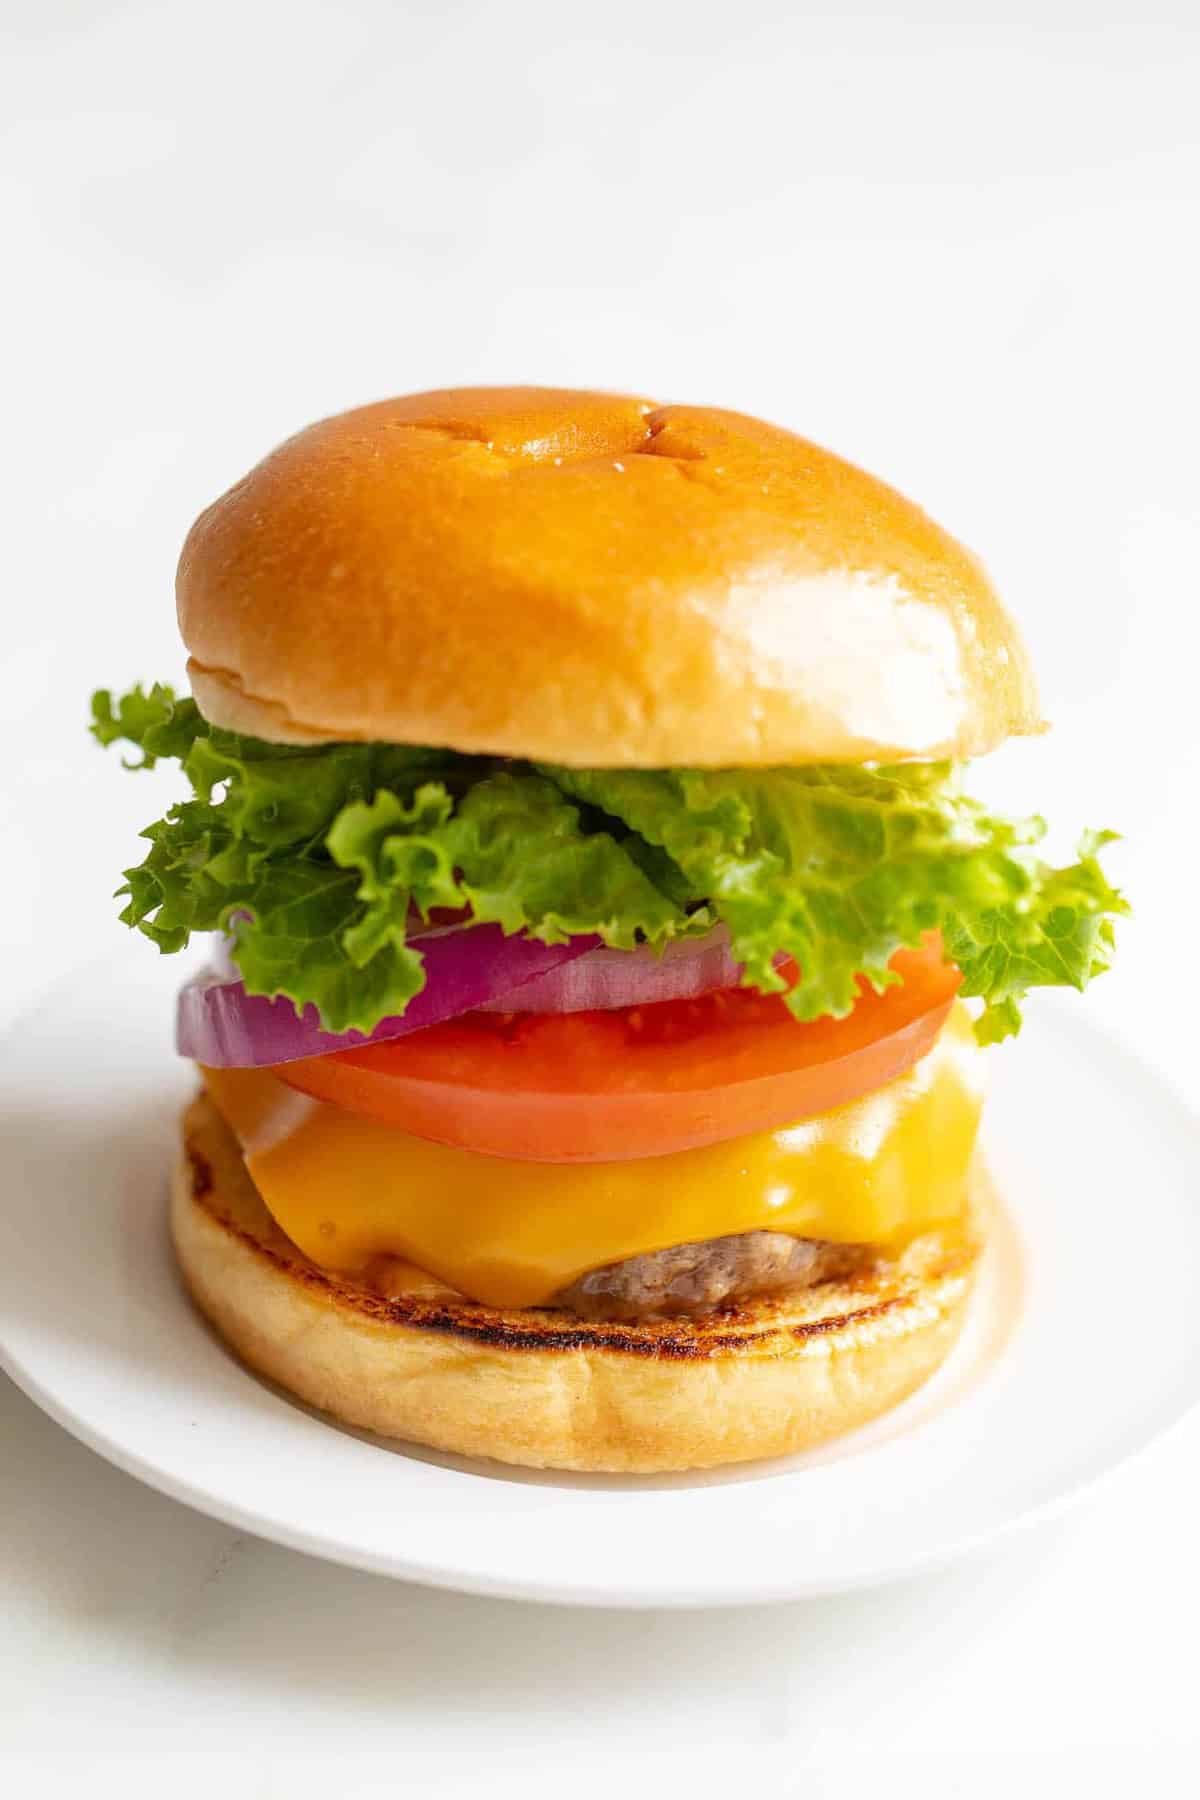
[553,1232,874,1322]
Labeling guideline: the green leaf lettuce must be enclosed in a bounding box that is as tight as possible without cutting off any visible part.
[91,684,1127,1041]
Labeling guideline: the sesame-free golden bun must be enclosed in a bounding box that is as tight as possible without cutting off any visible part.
[178,386,1042,768]
[174,1090,983,1474]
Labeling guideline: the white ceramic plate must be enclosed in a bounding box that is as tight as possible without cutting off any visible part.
[1,940,1197,1607]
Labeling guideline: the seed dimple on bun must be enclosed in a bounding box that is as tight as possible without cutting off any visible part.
[178,386,1043,768]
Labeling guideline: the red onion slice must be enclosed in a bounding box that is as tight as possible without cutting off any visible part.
[177,924,599,1067]
[476,924,744,1014]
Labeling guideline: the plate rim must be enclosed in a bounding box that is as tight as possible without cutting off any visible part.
[5,1328,1194,1610]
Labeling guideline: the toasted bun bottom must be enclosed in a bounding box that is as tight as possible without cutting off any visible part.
[173,1093,983,1473]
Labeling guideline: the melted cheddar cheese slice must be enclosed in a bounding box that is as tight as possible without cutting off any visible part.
[201,1002,985,1309]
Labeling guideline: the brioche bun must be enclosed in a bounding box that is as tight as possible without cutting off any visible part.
[178,386,1041,767]
[174,1090,982,1474]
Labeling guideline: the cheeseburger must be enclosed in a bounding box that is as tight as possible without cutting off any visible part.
[92,387,1124,1472]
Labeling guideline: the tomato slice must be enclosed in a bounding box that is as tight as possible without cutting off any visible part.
[279,936,962,1163]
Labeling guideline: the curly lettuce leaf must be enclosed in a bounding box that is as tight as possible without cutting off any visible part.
[92,684,1126,1040]
[90,683,207,768]
[90,687,690,1032]
[548,764,1126,1043]
[941,828,1123,1043]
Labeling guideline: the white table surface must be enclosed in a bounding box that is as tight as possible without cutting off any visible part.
[3,3,1198,1791]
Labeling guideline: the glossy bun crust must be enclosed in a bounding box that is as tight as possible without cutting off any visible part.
[174,1091,982,1473]
[179,387,1041,767]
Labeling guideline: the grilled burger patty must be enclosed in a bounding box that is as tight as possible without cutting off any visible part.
[553,1232,874,1322]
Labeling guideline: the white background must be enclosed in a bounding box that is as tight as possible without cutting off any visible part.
[2,2,1198,1793]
